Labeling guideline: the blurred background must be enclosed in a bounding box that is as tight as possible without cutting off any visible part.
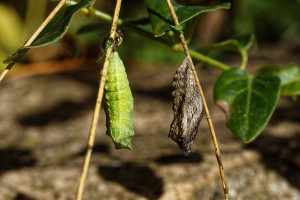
[1,0,300,70]
[0,0,299,200]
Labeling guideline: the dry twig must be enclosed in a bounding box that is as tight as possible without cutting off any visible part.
[76,0,123,200]
[165,0,229,199]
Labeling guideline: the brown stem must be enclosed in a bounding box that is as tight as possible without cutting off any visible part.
[75,0,123,200]
[165,0,229,199]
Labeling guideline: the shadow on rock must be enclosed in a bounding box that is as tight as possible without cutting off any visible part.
[0,148,36,175]
[98,162,163,200]
[245,134,300,189]
[14,193,36,200]
[154,152,203,165]
[76,143,110,156]
[269,98,300,124]
[58,70,100,87]
[17,100,94,127]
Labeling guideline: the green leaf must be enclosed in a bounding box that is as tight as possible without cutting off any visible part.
[281,78,300,96]
[3,0,94,64]
[214,68,280,143]
[171,24,183,33]
[198,34,255,69]
[183,18,197,44]
[145,0,230,36]
[199,34,254,53]
[77,22,111,34]
[257,65,300,96]
[77,17,151,35]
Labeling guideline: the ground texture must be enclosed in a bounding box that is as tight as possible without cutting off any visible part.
[0,45,299,200]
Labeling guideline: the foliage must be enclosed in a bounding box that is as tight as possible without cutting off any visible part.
[145,0,230,36]
[257,65,300,97]
[2,0,300,143]
[0,3,24,70]
[3,0,94,63]
[197,34,255,69]
[214,69,280,142]
[233,0,300,41]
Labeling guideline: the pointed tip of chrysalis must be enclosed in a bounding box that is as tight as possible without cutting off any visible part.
[182,150,190,157]
[181,148,191,157]
[114,143,132,150]
[180,141,194,156]
[113,137,133,150]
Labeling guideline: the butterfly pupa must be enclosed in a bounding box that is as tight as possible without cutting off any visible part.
[103,52,134,150]
[169,57,204,156]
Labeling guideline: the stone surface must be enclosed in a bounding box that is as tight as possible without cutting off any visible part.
[0,45,299,200]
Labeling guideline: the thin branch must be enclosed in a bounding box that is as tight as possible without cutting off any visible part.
[188,49,230,71]
[75,0,123,200]
[165,0,229,199]
[0,0,67,83]
[63,0,231,71]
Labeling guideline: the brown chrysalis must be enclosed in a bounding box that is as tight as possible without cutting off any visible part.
[169,57,204,156]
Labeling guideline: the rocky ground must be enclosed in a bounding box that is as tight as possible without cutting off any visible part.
[0,44,299,200]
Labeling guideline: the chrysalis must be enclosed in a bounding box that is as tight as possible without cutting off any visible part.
[103,52,134,150]
[169,57,204,156]
[103,28,123,52]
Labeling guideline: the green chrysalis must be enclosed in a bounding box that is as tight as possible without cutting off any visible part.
[103,52,134,150]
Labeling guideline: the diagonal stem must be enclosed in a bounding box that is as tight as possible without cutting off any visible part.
[165,0,229,199]
[75,0,123,200]
[0,0,67,83]
[61,0,232,71]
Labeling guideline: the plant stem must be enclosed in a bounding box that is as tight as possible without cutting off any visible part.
[64,0,231,71]
[239,50,247,70]
[64,0,115,21]
[122,22,172,47]
[165,0,229,199]
[189,49,231,71]
[171,43,231,70]
[0,0,67,83]
[75,0,123,200]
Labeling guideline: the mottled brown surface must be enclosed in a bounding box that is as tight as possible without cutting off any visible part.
[0,45,299,200]
[169,57,204,156]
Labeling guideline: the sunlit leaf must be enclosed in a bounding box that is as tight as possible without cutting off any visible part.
[0,3,24,50]
[4,0,94,64]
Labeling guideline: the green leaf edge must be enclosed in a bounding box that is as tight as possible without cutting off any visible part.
[145,0,231,36]
[214,68,281,143]
[256,65,300,96]
[198,34,255,69]
[3,0,94,64]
